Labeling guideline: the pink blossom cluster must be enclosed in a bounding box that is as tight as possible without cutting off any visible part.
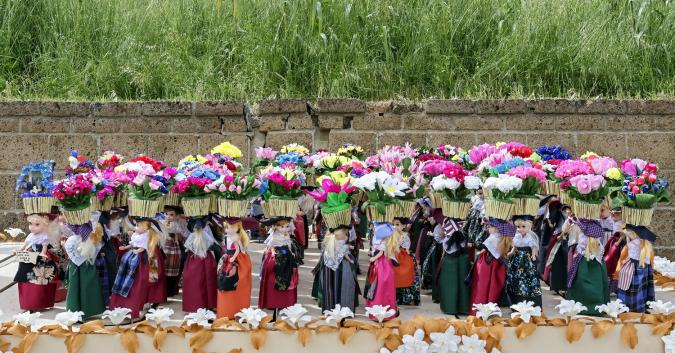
[172,177,212,193]
[621,158,658,177]
[569,174,606,194]
[254,147,278,160]
[554,159,592,179]
[506,166,547,183]
[422,160,457,177]
[468,144,498,165]
[589,156,617,175]
[53,174,93,200]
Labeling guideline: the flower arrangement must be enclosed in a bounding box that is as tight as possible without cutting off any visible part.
[353,171,408,221]
[566,174,608,203]
[535,145,573,162]
[506,165,547,197]
[488,157,530,176]
[53,174,94,211]
[483,174,523,219]
[336,143,365,160]
[211,174,260,200]
[280,143,310,156]
[252,147,278,171]
[65,150,95,176]
[130,155,165,172]
[421,160,457,178]
[430,171,482,218]
[468,143,498,166]
[171,177,213,199]
[97,150,124,170]
[210,141,243,159]
[260,166,305,200]
[612,162,670,226]
[16,161,56,198]
[499,141,533,158]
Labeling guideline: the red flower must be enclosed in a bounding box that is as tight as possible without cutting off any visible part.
[131,155,164,171]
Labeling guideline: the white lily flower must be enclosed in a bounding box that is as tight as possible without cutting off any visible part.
[399,329,429,353]
[472,303,501,321]
[279,304,312,328]
[510,301,542,323]
[55,311,84,327]
[555,299,587,317]
[595,299,629,319]
[382,178,407,197]
[647,300,675,315]
[102,307,132,325]
[146,307,174,326]
[13,311,41,326]
[236,307,268,330]
[663,329,675,353]
[323,304,354,326]
[353,173,380,191]
[365,305,396,323]
[429,326,461,353]
[184,308,216,327]
[459,334,487,353]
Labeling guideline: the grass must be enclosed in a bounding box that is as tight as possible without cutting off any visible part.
[0,0,673,100]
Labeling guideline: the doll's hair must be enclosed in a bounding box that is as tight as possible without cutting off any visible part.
[497,236,513,259]
[514,219,533,231]
[322,232,336,259]
[584,237,601,261]
[386,228,403,258]
[137,221,159,260]
[224,220,250,249]
[640,239,653,268]
[26,214,49,227]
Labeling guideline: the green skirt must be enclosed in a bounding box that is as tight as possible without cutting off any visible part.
[566,258,610,316]
[430,245,443,302]
[438,252,470,315]
[66,261,105,319]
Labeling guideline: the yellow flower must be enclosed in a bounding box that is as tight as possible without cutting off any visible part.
[179,155,206,165]
[606,167,623,180]
[495,142,505,147]
[280,143,309,156]
[281,168,296,180]
[580,151,599,160]
[211,141,242,159]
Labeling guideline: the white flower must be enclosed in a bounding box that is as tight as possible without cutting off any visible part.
[279,304,312,328]
[184,308,216,327]
[431,175,460,191]
[647,300,675,315]
[429,326,461,353]
[663,329,675,353]
[354,172,388,191]
[459,334,486,353]
[555,299,587,317]
[54,311,84,327]
[382,177,408,197]
[464,176,483,190]
[509,301,542,323]
[595,299,629,319]
[102,307,132,325]
[236,307,268,330]
[13,311,41,326]
[146,307,174,326]
[323,304,354,326]
[399,329,429,353]
[472,303,501,321]
[365,305,396,323]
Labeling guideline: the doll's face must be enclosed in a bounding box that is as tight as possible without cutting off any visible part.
[334,229,348,241]
[392,220,405,232]
[275,221,291,233]
[611,212,622,222]
[165,210,177,222]
[516,222,530,235]
[563,208,573,218]
[27,216,47,234]
[626,230,638,241]
[135,222,149,233]
[225,223,240,236]
[600,207,610,219]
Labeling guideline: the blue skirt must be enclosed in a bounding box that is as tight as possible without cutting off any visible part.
[617,260,655,313]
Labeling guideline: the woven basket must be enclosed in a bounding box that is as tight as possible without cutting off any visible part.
[441,200,471,219]
[22,197,55,214]
[559,190,572,206]
[429,191,445,208]
[512,197,540,217]
[182,197,211,217]
[397,200,417,218]
[89,196,100,211]
[62,206,91,225]
[484,198,514,220]
[99,197,114,212]
[163,192,181,207]
[209,194,218,213]
[265,198,298,218]
[546,181,561,196]
[572,199,603,220]
[113,191,129,208]
[218,198,250,218]
[323,208,352,229]
[350,191,364,207]
[622,206,654,226]
[128,198,160,218]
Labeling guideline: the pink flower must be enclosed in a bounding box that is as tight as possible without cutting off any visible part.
[255,147,278,160]
[132,175,145,187]
[468,144,498,165]
[148,179,161,190]
[590,157,617,175]
[218,184,227,192]
[236,185,242,194]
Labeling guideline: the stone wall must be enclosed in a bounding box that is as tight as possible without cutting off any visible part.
[0,99,673,255]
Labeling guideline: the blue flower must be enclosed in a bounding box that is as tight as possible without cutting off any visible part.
[258,179,269,195]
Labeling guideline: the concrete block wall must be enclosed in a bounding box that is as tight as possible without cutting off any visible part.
[0,99,673,255]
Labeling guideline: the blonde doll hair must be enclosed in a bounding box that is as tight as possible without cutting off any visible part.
[225,220,250,249]
[78,223,104,264]
[322,232,336,259]
[139,221,159,261]
[386,229,402,258]
[639,239,654,268]
[584,237,601,261]
[487,225,512,259]
[514,218,539,252]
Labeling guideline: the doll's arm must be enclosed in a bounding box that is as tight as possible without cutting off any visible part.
[229,243,241,263]
[369,251,383,262]
[133,247,145,254]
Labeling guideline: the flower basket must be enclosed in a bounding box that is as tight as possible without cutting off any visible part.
[572,199,603,220]
[559,190,572,206]
[128,197,160,218]
[441,200,471,219]
[484,198,514,220]
[322,208,352,229]
[22,197,55,215]
[163,192,181,207]
[429,191,445,208]
[306,173,316,187]
[622,206,654,226]
[546,181,560,196]
[99,197,114,212]
[182,197,211,217]
[265,198,298,218]
[350,191,364,207]
[512,197,540,217]
[218,198,250,218]
[396,200,417,218]
[90,196,101,212]
[62,206,91,225]
[209,194,218,214]
[113,191,128,208]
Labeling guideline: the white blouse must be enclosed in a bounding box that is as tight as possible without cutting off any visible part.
[627,238,647,263]
[400,233,411,250]
[24,233,49,250]
[130,232,149,250]
[513,232,538,249]
[482,233,502,259]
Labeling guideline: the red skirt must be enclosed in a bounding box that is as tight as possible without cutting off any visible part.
[604,233,623,279]
[146,247,167,304]
[293,216,307,248]
[182,252,217,312]
[543,233,561,283]
[109,258,149,319]
[469,251,506,315]
[18,282,56,311]
[394,249,415,288]
[258,251,297,309]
